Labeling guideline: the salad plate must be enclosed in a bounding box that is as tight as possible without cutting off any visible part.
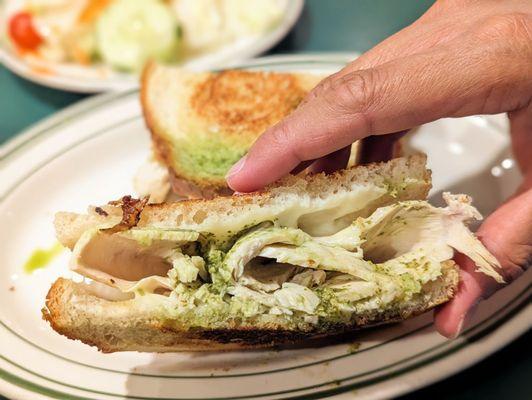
[0,54,529,400]
[0,0,304,92]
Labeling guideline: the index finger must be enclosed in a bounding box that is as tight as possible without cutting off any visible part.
[227,37,530,192]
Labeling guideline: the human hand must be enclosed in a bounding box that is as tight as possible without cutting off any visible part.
[226,0,532,337]
[434,106,532,337]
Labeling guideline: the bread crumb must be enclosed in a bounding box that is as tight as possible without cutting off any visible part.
[348,342,361,354]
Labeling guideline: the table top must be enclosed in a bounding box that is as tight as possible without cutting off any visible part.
[0,1,530,399]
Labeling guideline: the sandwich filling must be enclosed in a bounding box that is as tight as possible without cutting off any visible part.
[69,193,503,329]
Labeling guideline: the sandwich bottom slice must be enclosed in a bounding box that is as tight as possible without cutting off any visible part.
[43,155,503,352]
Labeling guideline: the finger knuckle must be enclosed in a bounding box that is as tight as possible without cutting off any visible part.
[268,122,292,148]
[479,13,532,43]
[309,74,337,100]
[497,245,531,282]
[431,0,477,14]
[327,71,376,114]
[267,123,303,161]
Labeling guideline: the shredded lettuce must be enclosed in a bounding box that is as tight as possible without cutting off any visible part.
[290,270,326,287]
[224,223,308,279]
[167,251,202,283]
[259,242,375,281]
[273,282,321,314]
[227,282,320,315]
[323,276,378,303]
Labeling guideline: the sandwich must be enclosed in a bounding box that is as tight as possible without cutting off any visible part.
[139,63,326,200]
[43,155,503,352]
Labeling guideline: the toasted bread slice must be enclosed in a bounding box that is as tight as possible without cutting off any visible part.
[141,63,324,198]
[43,263,458,353]
[56,155,431,249]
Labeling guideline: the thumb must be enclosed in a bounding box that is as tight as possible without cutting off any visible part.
[227,40,531,192]
[434,186,532,338]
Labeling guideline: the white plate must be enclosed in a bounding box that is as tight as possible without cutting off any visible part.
[0,0,303,93]
[0,54,530,400]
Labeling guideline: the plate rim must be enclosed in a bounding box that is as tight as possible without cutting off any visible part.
[0,53,529,400]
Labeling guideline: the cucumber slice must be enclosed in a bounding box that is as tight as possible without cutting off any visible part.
[96,0,180,72]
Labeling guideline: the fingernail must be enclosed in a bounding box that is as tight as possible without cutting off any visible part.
[450,300,480,339]
[226,155,247,180]
[449,316,465,340]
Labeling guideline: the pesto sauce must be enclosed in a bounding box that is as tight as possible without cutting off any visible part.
[24,242,64,273]
[175,138,247,179]
[138,223,433,326]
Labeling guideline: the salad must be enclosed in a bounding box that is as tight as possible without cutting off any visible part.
[5,0,288,72]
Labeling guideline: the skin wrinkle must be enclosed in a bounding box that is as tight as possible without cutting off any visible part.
[327,72,375,115]
[476,13,532,43]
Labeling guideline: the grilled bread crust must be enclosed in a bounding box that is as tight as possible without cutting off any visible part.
[141,63,324,198]
[43,261,458,353]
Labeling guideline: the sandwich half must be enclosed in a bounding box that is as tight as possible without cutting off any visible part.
[140,63,325,199]
[43,155,503,352]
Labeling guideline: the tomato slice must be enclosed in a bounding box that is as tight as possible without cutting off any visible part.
[9,12,44,50]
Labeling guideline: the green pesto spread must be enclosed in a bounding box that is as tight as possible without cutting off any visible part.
[138,221,439,327]
[174,138,247,180]
[24,242,64,273]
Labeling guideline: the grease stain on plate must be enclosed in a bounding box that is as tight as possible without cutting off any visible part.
[23,242,64,273]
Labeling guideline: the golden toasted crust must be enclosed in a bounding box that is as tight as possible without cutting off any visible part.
[42,261,459,352]
[189,69,309,134]
[141,63,324,197]
[141,63,175,181]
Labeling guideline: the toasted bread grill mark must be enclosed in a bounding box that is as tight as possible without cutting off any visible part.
[107,195,149,231]
[190,70,307,134]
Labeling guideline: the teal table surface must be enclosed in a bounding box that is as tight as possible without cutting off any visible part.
[0,1,530,399]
